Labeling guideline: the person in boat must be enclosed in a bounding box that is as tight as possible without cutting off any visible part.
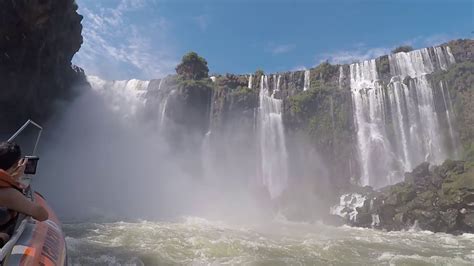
[0,141,48,244]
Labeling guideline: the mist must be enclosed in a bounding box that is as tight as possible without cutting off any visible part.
[32,80,275,224]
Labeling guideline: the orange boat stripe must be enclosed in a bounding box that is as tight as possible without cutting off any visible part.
[40,255,55,266]
[11,245,35,256]
[24,247,35,257]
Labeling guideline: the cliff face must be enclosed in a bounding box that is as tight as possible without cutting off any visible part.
[430,40,474,161]
[200,39,473,221]
[0,0,87,133]
[332,160,473,234]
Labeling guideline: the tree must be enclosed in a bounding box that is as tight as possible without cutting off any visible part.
[254,69,264,77]
[391,45,414,54]
[175,52,209,80]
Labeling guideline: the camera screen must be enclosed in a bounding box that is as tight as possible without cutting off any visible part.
[24,156,39,175]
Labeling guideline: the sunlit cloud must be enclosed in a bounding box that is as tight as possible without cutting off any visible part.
[317,47,390,64]
[315,33,462,65]
[193,14,209,31]
[73,0,178,80]
[266,43,296,55]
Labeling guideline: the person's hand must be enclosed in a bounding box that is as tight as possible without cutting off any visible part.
[10,158,27,181]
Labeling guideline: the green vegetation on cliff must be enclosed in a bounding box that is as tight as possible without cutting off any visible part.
[309,62,340,86]
[288,63,352,146]
[212,74,258,114]
[176,52,209,80]
[162,52,213,135]
[391,45,414,54]
[285,61,354,187]
[345,160,473,234]
[432,61,474,161]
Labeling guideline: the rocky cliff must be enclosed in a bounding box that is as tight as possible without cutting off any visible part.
[199,39,473,223]
[0,0,87,133]
[332,160,473,234]
[87,38,472,229]
[324,39,474,233]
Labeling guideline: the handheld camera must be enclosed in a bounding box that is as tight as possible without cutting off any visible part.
[24,156,40,175]
[7,120,43,177]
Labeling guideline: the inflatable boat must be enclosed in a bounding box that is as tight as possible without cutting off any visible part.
[0,120,66,265]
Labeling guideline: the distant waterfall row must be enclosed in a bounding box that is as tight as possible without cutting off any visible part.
[85,44,460,196]
[349,46,458,188]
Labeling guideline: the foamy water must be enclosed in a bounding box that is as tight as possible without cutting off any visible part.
[64,217,474,265]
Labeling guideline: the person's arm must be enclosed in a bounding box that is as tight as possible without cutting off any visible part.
[0,188,48,221]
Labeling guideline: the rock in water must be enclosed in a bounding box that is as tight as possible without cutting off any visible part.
[332,160,474,234]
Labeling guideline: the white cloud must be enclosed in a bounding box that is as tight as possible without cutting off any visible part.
[193,14,209,31]
[291,65,308,71]
[317,47,390,64]
[404,34,458,48]
[315,33,463,65]
[273,44,295,54]
[266,43,296,55]
[73,0,178,80]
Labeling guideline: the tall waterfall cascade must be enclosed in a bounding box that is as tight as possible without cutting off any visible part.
[303,70,310,91]
[440,80,460,158]
[259,75,289,198]
[350,46,458,188]
[338,66,345,89]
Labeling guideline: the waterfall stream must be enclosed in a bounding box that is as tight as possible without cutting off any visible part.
[259,75,289,198]
[350,46,458,187]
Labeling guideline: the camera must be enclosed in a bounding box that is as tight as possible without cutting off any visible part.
[24,156,39,175]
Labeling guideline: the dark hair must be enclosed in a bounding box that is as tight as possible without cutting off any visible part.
[0,142,21,170]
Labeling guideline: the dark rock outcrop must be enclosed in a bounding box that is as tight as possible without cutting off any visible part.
[447,39,474,63]
[0,0,87,133]
[334,160,474,234]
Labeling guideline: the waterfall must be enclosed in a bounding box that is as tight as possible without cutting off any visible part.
[201,130,213,179]
[440,81,460,158]
[159,90,175,128]
[303,70,310,91]
[259,75,289,198]
[350,46,457,188]
[350,59,394,187]
[156,77,173,129]
[87,76,149,119]
[338,66,345,89]
[248,75,253,89]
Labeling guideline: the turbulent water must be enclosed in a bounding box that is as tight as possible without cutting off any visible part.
[65,217,474,265]
[350,46,458,188]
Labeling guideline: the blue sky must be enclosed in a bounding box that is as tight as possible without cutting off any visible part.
[73,0,473,80]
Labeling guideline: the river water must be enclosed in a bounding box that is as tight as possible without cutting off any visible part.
[65,217,473,265]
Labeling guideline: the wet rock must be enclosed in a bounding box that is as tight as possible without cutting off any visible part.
[462,212,474,230]
[440,209,458,231]
[332,160,474,234]
[355,212,372,227]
